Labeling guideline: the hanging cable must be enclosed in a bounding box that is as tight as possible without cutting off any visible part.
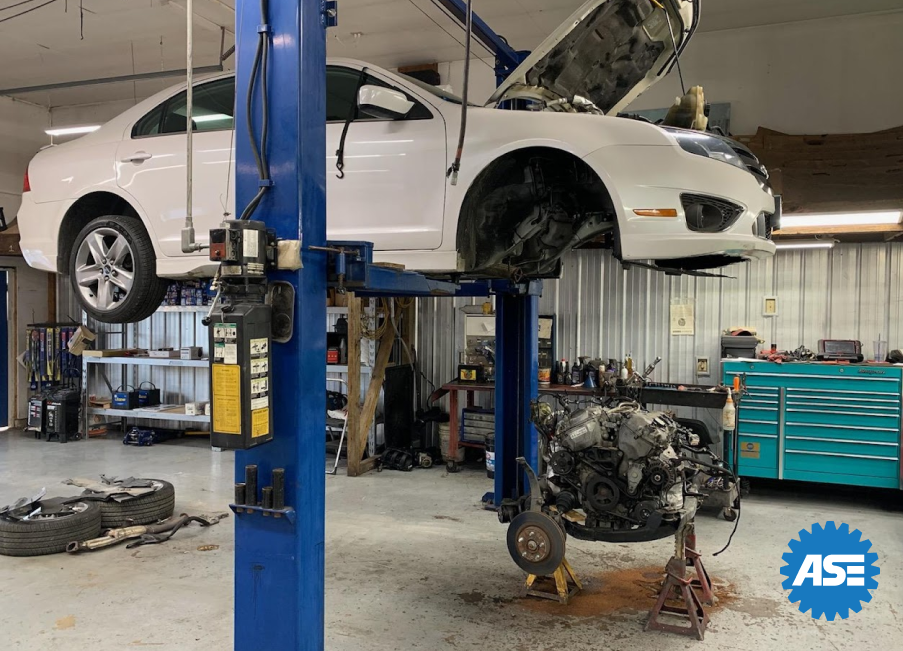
[446,0,473,186]
[0,0,58,23]
[335,68,367,179]
[652,0,686,95]
[239,0,272,220]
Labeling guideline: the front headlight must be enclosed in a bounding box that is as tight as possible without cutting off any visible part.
[662,127,747,171]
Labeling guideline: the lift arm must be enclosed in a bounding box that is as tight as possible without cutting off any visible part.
[431,0,529,84]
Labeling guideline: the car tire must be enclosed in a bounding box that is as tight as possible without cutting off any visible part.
[69,215,168,323]
[0,501,102,557]
[98,480,175,529]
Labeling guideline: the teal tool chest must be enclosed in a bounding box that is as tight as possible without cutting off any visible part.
[722,360,902,490]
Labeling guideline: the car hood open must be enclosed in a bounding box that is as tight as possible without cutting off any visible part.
[488,0,699,115]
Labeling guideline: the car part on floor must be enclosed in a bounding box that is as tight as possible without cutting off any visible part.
[67,477,176,529]
[69,215,168,323]
[525,400,735,544]
[67,512,229,553]
[506,510,566,576]
[0,496,102,557]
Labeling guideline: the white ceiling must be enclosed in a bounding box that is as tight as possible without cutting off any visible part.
[1,0,902,108]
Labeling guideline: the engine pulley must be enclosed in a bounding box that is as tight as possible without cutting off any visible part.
[550,450,576,475]
[644,461,676,489]
[582,473,620,513]
[506,511,566,576]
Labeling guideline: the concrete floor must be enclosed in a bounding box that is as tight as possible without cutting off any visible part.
[0,430,901,650]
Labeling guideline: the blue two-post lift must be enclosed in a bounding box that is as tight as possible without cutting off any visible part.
[231,1,536,649]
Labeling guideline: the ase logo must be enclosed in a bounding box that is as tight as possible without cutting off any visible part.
[780,522,880,620]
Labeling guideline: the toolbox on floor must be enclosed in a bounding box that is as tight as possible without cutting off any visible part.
[461,407,494,444]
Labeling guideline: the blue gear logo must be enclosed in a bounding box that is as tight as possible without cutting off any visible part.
[780,521,880,620]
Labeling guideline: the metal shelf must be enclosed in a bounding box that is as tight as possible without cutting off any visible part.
[87,407,211,423]
[327,365,372,374]
[158,305,209,313]
[84,357,209,368]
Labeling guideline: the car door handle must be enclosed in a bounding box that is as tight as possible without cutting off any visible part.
[121,152,153,163]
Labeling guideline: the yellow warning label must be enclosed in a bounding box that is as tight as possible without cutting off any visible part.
[740,442,761,459]
[251,408,270,438]
[212,364,242,434]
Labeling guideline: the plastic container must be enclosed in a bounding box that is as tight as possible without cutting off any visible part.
[874,340,888,363]
[438,423,464,463]
[485,433,495,479]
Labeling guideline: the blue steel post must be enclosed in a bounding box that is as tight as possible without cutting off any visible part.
[494,291,539,504]
[234,1,326,650]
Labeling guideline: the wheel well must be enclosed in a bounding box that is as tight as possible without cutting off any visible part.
[58,192,139,270]
[455,147,616,276]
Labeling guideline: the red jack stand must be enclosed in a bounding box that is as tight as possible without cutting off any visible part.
[686,529,715,605]
[645,523,710,640]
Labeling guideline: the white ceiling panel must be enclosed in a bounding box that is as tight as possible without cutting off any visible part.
[0,0,900,108]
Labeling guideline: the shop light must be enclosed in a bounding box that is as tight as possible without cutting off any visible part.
[192,113,232,123]
[774,240,836,250]
[780,211,902,229]
[45,125,101,137]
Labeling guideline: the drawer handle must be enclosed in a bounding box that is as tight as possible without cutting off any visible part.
[786,401,898,410]
[785,436,899,448]
[785,450,899,462]
[785,395,899,404]
[743,406,778,411]
[786,408,899,418]
[786,421,899,433]
[786,387,900,396]
[739,419,778,425]
[740,433,778,439]
[727,371,898,382]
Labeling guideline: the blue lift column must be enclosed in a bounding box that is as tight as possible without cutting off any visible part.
[233,1,327,649]
[493,282,542,505]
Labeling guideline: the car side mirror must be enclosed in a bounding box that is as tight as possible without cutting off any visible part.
[357,85,414,120]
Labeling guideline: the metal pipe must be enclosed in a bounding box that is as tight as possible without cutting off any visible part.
[186,0,195,235]
[0,66,223,96]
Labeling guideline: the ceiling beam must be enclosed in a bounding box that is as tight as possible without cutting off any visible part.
[0,65,224,96]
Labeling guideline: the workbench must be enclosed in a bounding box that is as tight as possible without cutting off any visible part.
[723,360,903,489]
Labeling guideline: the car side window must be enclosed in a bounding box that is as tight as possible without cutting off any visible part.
[133,104,165,138]
[326,66,431,122]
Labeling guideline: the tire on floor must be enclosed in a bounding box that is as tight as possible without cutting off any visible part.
[0,501,102,557]
[98,479,175,529]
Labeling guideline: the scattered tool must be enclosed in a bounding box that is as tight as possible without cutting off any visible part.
[66,512,229,553]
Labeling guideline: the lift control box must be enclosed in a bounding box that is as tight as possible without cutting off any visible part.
[209,303,273,450]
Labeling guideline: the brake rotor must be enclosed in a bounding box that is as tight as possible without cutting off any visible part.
[506,511,566,576]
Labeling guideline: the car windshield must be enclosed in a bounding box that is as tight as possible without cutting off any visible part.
[397,73,479,107]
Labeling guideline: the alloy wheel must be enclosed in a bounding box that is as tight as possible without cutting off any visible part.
[74,227,136,312]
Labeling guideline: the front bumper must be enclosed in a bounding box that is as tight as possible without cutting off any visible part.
[583,144,777,263]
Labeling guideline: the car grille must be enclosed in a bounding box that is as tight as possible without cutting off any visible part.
[756,211,776,239]
[681,194,745,233]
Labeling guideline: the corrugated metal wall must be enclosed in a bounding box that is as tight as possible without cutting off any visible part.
[417,242,903,397]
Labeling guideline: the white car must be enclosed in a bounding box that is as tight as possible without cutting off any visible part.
[18,0,775,323]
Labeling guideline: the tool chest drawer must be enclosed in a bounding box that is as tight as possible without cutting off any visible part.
[723,360,902,490]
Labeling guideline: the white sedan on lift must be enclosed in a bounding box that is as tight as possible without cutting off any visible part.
[18,0,775,322]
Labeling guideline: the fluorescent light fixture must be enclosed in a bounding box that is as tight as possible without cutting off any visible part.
[774,240,836,251]
[192,113,232,123]
[780,210,902,229]
[45,125,101,137]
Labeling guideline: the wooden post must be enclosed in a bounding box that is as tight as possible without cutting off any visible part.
[348,300,396,477]
[345,293,362,475]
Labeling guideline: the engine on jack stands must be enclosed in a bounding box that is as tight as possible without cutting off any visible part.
[504,400,735,575]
